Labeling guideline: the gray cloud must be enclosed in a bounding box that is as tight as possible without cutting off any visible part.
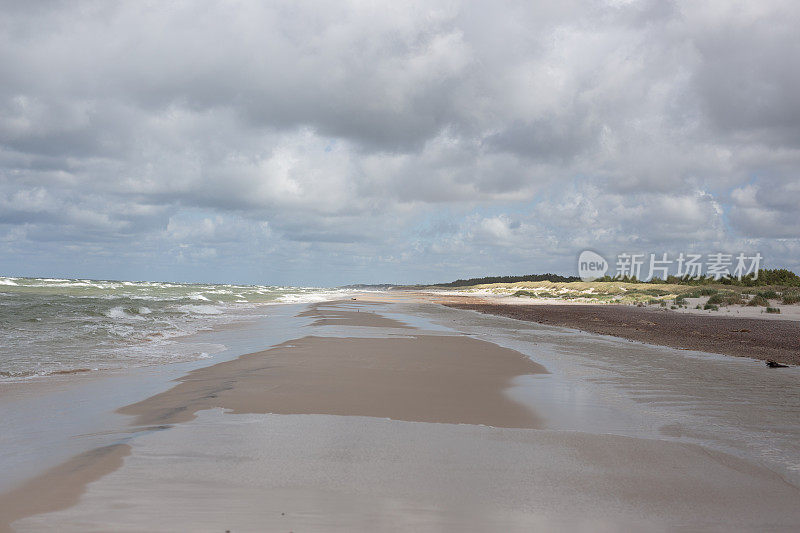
[1,0,798,284]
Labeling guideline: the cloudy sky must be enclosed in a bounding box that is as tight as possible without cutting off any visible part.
[1,0,798,285]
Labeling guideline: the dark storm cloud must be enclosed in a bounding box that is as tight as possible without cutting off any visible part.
[690,5,800,141]
[484,117,600,162]
[1,0,799,284]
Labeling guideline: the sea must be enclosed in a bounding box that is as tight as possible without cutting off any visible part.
[0,276,353,379]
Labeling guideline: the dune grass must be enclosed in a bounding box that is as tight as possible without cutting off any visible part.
[440,279,800,308]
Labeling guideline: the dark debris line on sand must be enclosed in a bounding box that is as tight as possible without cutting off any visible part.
[766,360,789,368]
[444,303,800,366]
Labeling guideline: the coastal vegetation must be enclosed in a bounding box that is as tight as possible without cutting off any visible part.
[427,268,800,311]
[747,295,770,307]
[782,291,800,305]
[593,268,800,287]
[435,273,580,287]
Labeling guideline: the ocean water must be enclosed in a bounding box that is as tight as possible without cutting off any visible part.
[0,276,351,379]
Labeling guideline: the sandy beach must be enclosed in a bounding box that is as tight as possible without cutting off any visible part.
[2,298,800,531]
[5,1,800,530]
[118,303,546,429]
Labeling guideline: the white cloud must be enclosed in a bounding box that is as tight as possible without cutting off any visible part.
[1,0,798,283]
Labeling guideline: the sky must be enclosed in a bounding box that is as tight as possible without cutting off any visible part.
[1,0,799,286]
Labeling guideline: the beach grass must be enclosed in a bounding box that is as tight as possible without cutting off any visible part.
[434,279,800,308]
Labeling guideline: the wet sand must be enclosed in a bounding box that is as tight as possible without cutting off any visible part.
[3,300,800,531]
[16,411,800,532]
[118,333,546,429]
[0,445,130,533]
[444,300,800,365]
[0,301,544,530]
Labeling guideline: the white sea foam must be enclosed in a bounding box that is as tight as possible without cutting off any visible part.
[276,290,351,304]
[175,304,224,315]
[105,306,133,319]
[188,293,211,301]
[0,277,365,379]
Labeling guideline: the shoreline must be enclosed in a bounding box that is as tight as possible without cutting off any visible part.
[0,300,546,530]
[118,299,547,429]
[3,298,800,531]
[434,297,800,365]
[119,333,545,429]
